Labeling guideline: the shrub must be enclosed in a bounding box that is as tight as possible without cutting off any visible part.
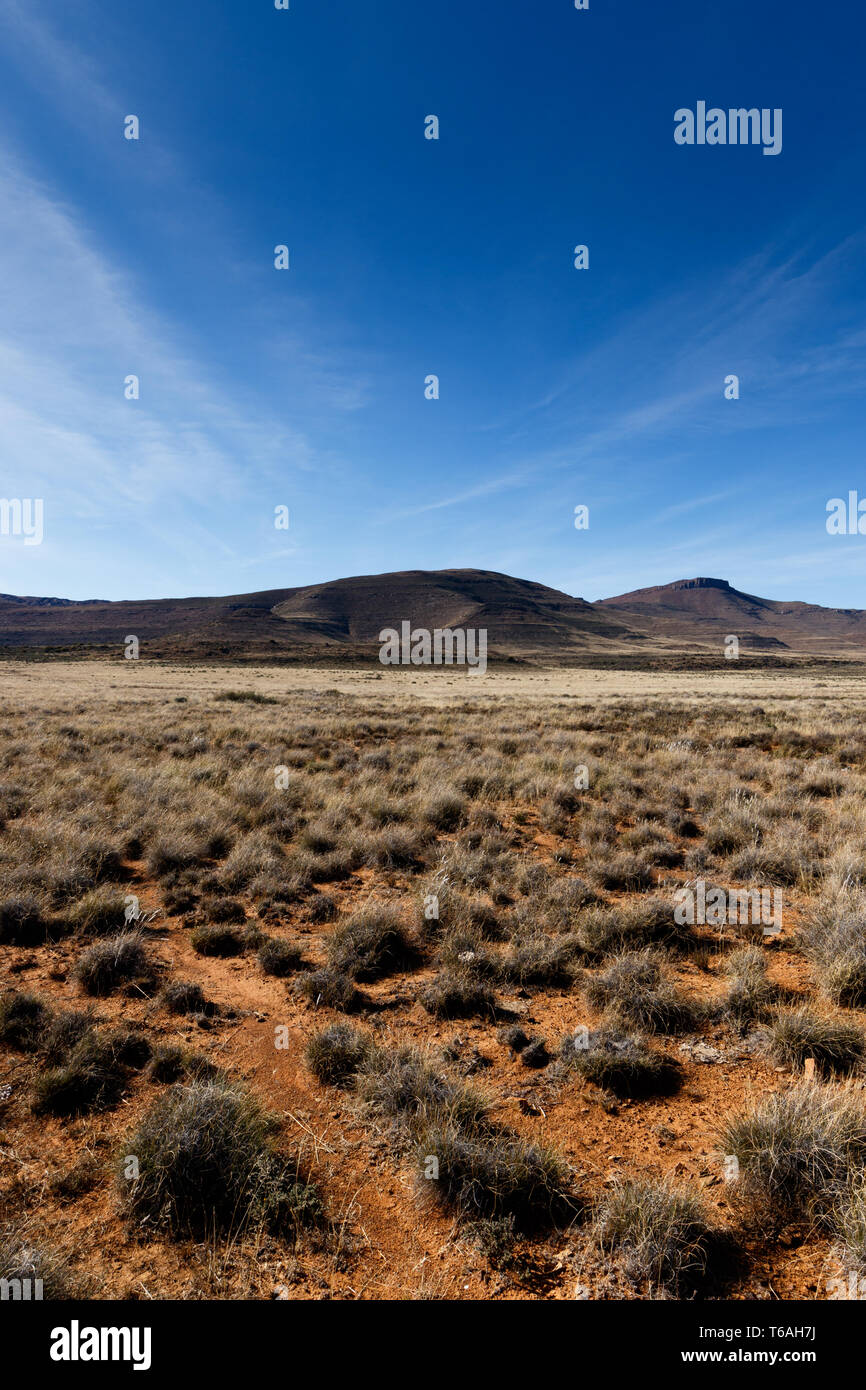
[145,1045,222,1086]
[105,1028,153,1069]
[594,1179,716,1294]
[73,932,156,996]
[461,1215,517,1269]
[436,930,500,980]
[721,1082,866,1224]
[147,836,203,879]
[500,933,579,988]
[41,1010,94,1065]
[0,1230,87,1299]
[307,893,338,924]
[420,967,496,1020]
[190,924,245,957]
[158,981,215,1016]
[327,904,419,981]
[297,968,364,1012]
[413,1119,570,1230]
[585,951,699,1034]
[358,828,425,871]
[837,1175,866,1272]
[544,877,599,925]
[306,1023,374,1087]
[498,1024,530,1056]
[588,853,655,893]
[419,885,504,942]
[63,888,127,937]
[215,690,278,705]
[200,896,246,924]
[49,1157,103,1201]
[32,1031,148,1116]
[519,1038,550,1069]
[163,887,198,916]
[258,938,305,977]
[119,1080,322,1237]
[422,790,467,832]
[799,897,866,1007]
[298,820,338,856]
[559,1027,681,1097]
[573,898,692,962]
[720,946,778,1031]
[765,1006,864,1076]
[359,1047,488,1133]
[705,820,748,856]
[0,992,50,1051]
[823,952,866,1009]
[0,895,48,946]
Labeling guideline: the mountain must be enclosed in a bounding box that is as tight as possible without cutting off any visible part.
[0,569,635,660]
[271,570,632,647]
[595,576,866,652]
[1,570,864,661]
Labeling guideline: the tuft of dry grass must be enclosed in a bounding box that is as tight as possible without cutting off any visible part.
[327,903,420,981]
[764,1005,865,1076]
[593,1179,717,1295]
[119,1080,323,1239]
[73,932,157,997]
[721,1081,866,1226]
[559,1027,681,1097]
[585,950,700,1034]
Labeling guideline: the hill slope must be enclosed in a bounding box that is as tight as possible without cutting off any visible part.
[2,571,865,660]
[595,577,866,653]
[0,570,635,659]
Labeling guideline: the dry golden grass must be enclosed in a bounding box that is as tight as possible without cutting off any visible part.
[3,659,866,1299]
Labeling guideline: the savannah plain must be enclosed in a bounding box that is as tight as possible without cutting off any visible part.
[4,658,866,1301]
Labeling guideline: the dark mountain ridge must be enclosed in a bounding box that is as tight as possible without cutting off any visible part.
[1,570,863,659]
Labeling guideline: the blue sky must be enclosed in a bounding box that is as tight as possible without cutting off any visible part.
[0,0,864,605]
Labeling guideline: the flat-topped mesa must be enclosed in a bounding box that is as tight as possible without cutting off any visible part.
[668,578,732,592]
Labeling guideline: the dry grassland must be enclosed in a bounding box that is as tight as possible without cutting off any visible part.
[3,660,866,1300]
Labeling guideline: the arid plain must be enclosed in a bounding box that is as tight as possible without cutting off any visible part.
[3,659,866,1300]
